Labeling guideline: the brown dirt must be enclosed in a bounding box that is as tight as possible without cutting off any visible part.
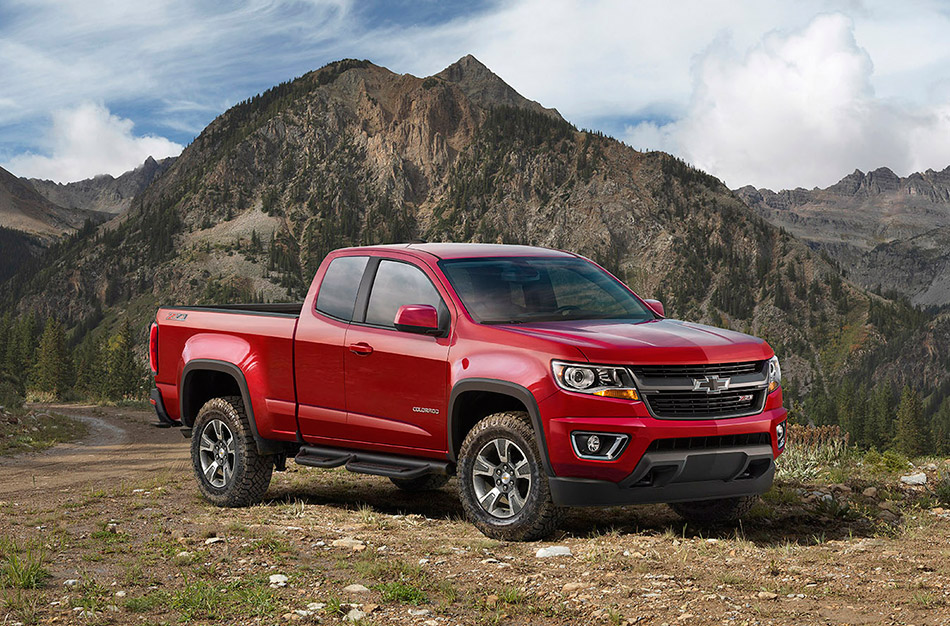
[1,404,948,626]
[0,404,189,496]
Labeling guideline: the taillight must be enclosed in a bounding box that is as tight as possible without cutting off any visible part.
[149,323,159,374]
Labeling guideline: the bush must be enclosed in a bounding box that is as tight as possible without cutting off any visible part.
[0,369,25,409]
[776,424,850,482]
[863,449,911,474]
[934,470,950,507]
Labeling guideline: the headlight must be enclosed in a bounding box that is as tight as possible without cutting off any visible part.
[552,361,640,400]
[768,355,782,393]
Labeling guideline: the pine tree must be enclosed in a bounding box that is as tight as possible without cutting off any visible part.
[7,313,38,378]
[105,320,140,401]
[894,386,926,456]
[866,384,894,450]
[0,313,11,372]
[33,318,72,397]
[74,335,106,401]
[931,397,950,456]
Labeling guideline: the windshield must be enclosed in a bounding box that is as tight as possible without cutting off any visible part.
[439,257,656,324]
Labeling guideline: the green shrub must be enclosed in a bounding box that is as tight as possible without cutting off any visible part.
[935,470,950,506]
[776,424,849,482]
[0,538,50,589]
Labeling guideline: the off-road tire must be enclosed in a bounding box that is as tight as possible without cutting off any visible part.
[458,411,563,541]
[390,474,450,492]
[669,495,759,524]
[191,396,273,507]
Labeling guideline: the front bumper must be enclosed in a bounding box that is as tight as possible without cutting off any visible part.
[549,444,775,506]
[538,388,786,505]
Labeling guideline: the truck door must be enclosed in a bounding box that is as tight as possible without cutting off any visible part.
[343,258,452,452]
[295,255,369,441]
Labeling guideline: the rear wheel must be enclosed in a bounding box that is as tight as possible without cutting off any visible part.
[457,411,562,541]
[390,474,450,492]
[191,396,273,507]
[669,495,758,524]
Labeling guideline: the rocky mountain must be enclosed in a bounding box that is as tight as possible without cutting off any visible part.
[0,165,99,239]
[736,167,950,308]
[3,56,948,418]
[28,156,175,216]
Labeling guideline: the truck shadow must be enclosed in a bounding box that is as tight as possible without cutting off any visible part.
[266,472,886,547]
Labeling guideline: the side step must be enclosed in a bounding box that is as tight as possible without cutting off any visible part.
[295,445,451,480]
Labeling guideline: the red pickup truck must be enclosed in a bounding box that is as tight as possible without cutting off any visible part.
[150,243,786,540]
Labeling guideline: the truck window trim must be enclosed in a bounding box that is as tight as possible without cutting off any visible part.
[313,255,371,323]
[350,256,451,334]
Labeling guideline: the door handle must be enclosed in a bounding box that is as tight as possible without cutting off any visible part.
[348,342,374,356]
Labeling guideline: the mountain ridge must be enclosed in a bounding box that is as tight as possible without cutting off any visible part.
[3,56,948,428]
[28,156,176,216]
[736,166,950,307]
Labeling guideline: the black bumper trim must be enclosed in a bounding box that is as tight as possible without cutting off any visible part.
[549,445,775,507]
[150,388,179,428]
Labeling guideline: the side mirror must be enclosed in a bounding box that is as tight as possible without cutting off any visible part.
[394,304,441,335]
[644,299,665,317]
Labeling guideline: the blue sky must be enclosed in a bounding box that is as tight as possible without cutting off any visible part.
[2,0,950,189]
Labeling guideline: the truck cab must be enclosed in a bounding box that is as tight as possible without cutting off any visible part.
[151,243,787,540]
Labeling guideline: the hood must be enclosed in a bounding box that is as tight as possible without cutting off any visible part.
[499,318,772,365]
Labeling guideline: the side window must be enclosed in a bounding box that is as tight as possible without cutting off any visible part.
[365,260,444,328]
[315,256,369,321]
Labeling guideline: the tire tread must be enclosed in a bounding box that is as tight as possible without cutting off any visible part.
[191,396,272,507]
[457,411,562,541]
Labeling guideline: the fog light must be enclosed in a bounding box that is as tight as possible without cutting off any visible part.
[776,421,787,450]
[571,432,630,461]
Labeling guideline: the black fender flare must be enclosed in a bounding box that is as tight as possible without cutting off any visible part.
[447,378,553,476]
[180,359,286,456]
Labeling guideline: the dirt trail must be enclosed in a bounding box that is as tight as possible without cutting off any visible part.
[0,404,189,497]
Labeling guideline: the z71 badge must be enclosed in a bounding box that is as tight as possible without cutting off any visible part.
[165,312,188,321]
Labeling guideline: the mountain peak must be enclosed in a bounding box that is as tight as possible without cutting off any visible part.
[436,55,494,82]
[434,55,562,120]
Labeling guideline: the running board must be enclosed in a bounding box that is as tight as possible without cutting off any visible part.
[295,445,451,479]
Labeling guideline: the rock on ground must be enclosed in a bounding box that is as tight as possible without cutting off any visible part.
[900,472,927,485]
[536,545,573,558]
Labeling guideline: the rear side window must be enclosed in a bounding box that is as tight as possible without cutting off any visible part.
[315,256,369,321]
[365,260,444,327]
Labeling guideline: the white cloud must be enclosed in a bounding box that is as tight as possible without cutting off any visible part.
[2,1,950,188]
[3,103,183,182]
[625,14,950,190]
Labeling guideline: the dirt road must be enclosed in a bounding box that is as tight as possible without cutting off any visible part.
[0,404,189,497]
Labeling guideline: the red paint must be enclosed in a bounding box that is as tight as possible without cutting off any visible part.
[153,243,786,482]
[643,298,665,317]
[393,304,440,333]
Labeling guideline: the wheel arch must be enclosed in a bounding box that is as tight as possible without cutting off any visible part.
[180,359,285,455]
[447,378,553,475]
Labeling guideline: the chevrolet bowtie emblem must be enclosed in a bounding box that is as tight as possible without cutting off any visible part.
[693,375,731,394]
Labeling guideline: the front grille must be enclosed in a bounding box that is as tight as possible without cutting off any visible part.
[644,389,764,419]
[631,361,763,379]
[647,432,771,452]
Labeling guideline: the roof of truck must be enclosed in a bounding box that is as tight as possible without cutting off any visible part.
[339,242,578,260]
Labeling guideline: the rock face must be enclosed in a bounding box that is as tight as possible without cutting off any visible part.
[435,55,562,120]
[736,166,950,307]
[29,156,175,216]
[0,165,100,239]
[3,56,948,398]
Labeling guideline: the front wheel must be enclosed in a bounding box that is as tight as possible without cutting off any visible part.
[669,495,758,524]
[191,396,273,507]
[457,411,562,541]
